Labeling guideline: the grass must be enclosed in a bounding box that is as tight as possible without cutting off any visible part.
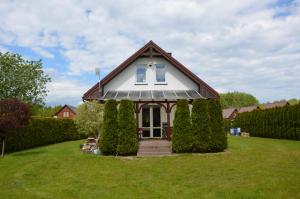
[0,137,299,199]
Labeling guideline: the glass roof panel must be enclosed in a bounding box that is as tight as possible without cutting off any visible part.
[115,91,128,99]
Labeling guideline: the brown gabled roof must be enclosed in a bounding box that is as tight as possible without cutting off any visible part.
[222,108,238,119]
[54,104,77,116]
[83,40,219,101]
[262,100,289,109]
[238,105,260,113]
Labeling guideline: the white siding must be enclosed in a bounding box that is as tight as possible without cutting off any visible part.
[103,57,198,92]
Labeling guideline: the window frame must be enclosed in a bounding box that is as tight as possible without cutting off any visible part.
[155,64,167,84]
[135,64,147,84]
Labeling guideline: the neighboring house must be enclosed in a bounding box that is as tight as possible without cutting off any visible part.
[262,100,290,109]
[54,105,76,119]
[82,41,219,140]
[238,105,261,114]
[222,108,238,120]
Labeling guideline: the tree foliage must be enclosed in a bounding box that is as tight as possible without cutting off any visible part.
[220,91,259,109]
[99,100,119,155]
[75,101,103,137]
[117,100,138,156]
[288,98,299,106]
[0,98,31,156]
[172,99,192,153]
[0,52,51,105]
[31,104,62,117]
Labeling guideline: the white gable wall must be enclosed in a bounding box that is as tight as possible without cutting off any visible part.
[103,57,198,92]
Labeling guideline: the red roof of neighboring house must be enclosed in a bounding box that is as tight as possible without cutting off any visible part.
[262,100,289,109]
[238,105,260,113]
[222,108,238,119]
[54,104,77,116]
[83,40,219,101]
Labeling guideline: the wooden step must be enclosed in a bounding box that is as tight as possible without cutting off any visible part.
[138,140,172,156]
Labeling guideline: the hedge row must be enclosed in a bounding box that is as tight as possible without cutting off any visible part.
[173,99,227,153]
[234,104,300,140]
[99,100,138,156]
[5,117,82,153]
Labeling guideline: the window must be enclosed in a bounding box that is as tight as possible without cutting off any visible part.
[63,111,69,117]
[136,65,146,83]
[156,64,165,83]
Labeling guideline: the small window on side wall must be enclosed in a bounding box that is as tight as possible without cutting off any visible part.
[156,64,166,83]
[136,65,147,83]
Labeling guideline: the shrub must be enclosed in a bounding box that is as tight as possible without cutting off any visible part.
[172,99,192,153]
[0,98,31,156]
[191,99,211,152]
[207,99,227,152]
[117,100,138,156]
[5,117,80,153]
[99,100,118,155]
[75,101,104,137]
[234,104,300,140]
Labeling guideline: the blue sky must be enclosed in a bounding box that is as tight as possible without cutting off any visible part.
[0,0,299,106]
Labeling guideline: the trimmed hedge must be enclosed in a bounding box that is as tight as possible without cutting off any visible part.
[99,100,118,155]
[5,117,81,153]
[207,99,227,152]
[172,99,192,153]
[117,100,138,156]
[234,104,300,140]
[191,99,211,152]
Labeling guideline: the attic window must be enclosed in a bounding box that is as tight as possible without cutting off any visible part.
[63,111,69,117]
[136,65,147,84]
[155,64,165,83]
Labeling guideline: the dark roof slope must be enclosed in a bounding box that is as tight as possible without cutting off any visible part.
[222,108,238,119]
[238,105,260,113]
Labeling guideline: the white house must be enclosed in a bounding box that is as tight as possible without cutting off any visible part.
[83,41,219,140]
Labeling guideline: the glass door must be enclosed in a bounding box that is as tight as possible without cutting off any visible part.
[152,106,161,137]
[142,106,150,138]
[141,105,161,138]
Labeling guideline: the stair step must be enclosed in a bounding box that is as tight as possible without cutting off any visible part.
[137,151,172,156]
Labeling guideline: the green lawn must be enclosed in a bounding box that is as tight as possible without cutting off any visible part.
[0,137,299,199]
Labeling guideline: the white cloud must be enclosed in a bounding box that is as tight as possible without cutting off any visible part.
[32,47,54,58]
[0,0,300,104]
[46,77,90,106]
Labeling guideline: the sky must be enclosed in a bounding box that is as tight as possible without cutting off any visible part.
[0,0,299,106]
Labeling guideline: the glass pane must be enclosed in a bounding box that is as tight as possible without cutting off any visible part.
[163,90,177,99]
[104,91,117,99]
[186,90,199,98]
[142,107,150,127]
[142,129,150,137]
[153,107,161,127]
[156,65,165,82]
[140,91,151,99]
[129,90,140,99]
[136,66,146,83]
[115,91,128,99]
[153,90,164,99]
[175,90,188,98]
[153,128,161,137]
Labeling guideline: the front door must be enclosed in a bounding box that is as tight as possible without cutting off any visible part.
[142,105,161,138]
